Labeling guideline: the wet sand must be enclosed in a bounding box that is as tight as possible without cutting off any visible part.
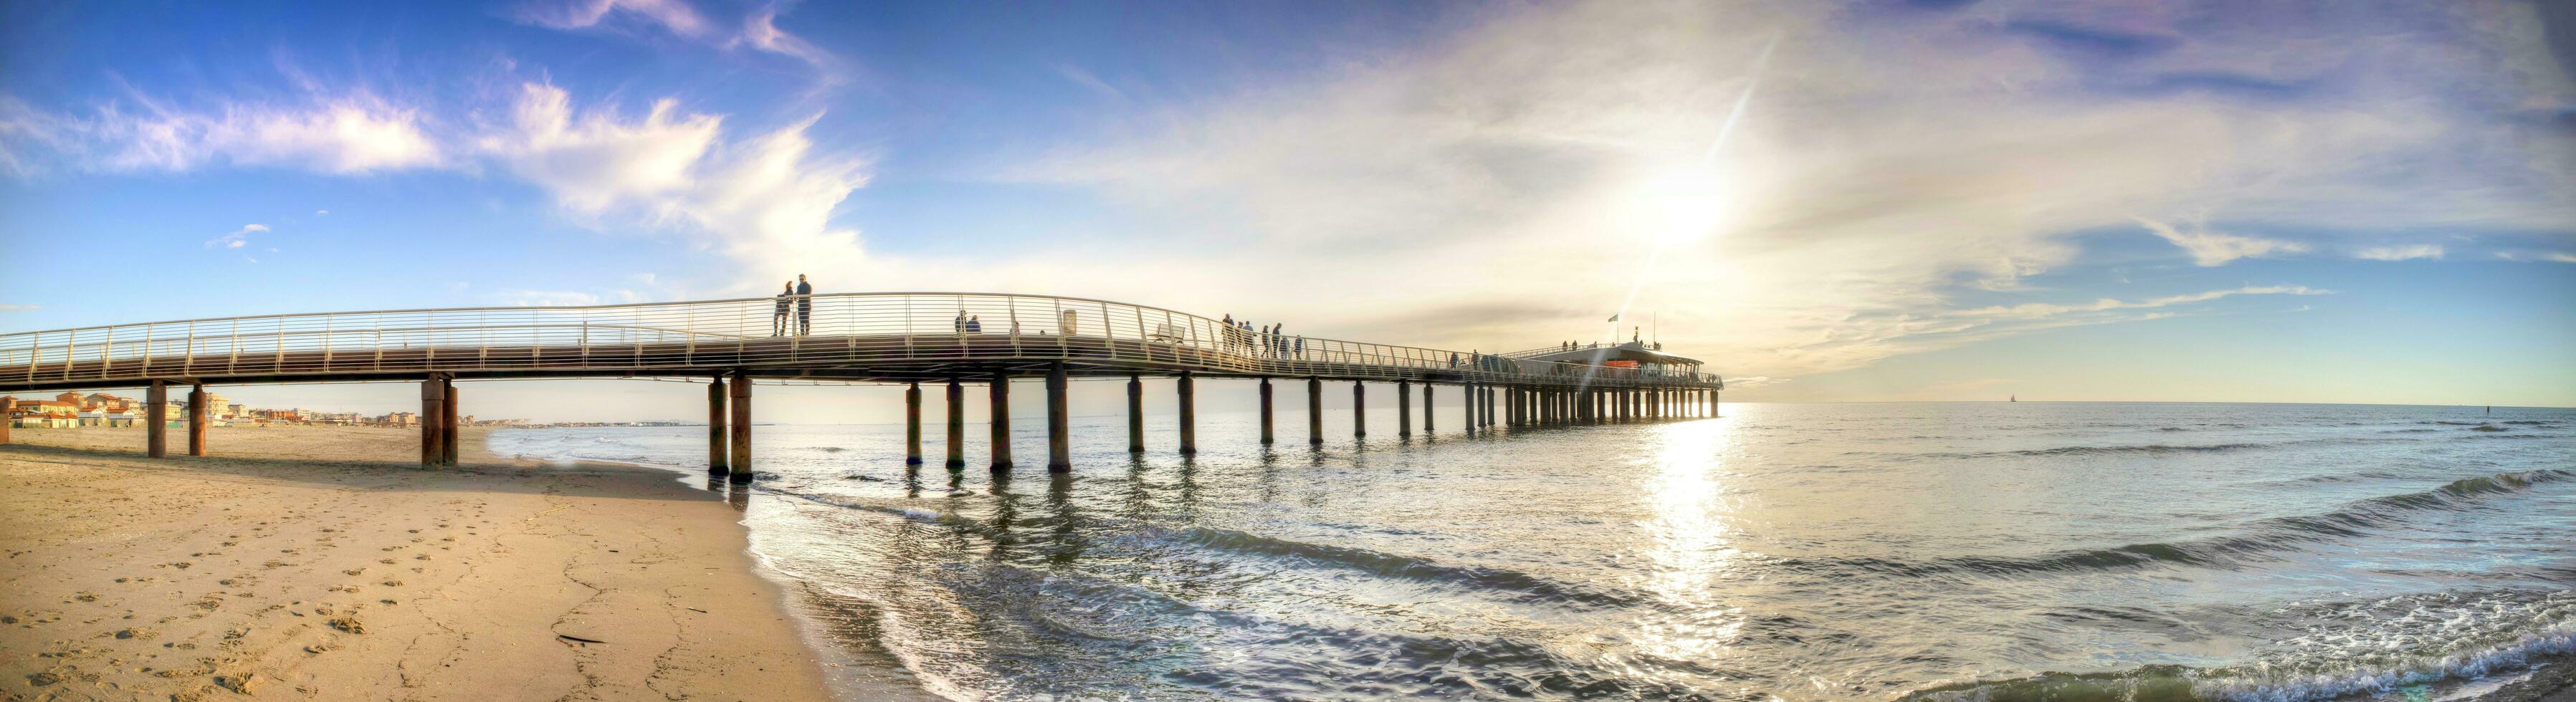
[0,425,841,701]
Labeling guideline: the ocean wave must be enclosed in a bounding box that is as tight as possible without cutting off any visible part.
[1904,590,2576,702]
[1884,442,2282,460]
[1149,524,1649,609]
[1795,469,2571,577]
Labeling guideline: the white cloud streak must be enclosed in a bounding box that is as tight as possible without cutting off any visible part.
[7,95,439,175]
[2354,244,2446,261]
[206,223,269,249]
[510,0,836,72]
[2138,218,2311,266]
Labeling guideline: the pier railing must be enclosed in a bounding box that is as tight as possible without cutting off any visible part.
[0,292,1722,389]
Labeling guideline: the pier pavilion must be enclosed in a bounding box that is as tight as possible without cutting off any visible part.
[0,292,1725,478]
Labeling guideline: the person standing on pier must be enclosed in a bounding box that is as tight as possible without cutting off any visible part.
[954,310,968,333]
[793,274,814,335]
[967,315,982,333]
[772,282,793,336]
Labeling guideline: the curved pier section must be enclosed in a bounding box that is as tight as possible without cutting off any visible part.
[0,292,1723,473]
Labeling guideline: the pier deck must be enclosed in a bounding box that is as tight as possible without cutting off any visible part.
[0,292,1722,473]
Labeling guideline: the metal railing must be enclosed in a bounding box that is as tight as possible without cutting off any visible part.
[0,292,1722,389]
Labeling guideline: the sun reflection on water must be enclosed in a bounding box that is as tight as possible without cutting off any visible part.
[1623,417,1753,676]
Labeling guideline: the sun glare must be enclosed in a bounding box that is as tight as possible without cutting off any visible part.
[1645,167,1731,246]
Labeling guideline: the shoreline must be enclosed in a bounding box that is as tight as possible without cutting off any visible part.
[0,425,867,701]
[479,428,950,701]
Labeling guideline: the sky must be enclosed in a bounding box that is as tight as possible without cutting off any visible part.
[2,0,2573,422]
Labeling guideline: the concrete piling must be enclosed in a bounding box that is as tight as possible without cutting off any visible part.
[905,383,924,466]
[1177,371,1197,455]
[989,375,1012,472]
[440,378,458,466]
[1259,378,1275,445]
[1127,375,1146,453]
[945,380,965,469]
[1046,364,1070,473]
[1422,383,1434,435]
[1398,380,1412,437]
[708,377,728,474]
[728,374,753,482]
[186,384,208,456]
[1307,378,1323,445]
[1352,382,1366,438]
[411,378,434,466]
[146,380,168,458]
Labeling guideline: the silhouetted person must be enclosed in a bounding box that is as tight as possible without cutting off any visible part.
[773,282,793,336]
[793,274,813,335]
[954,310,968,333]
[967,315,982,333]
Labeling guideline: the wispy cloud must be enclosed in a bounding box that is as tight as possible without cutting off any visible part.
[2354,244,2444,261]
[206,223,269,249]
[2138,218,2309,266]
[6,94,438,175]
[478,82,869,289]
[1946,285,2333,320]
[0,304,37,312]
[1056,64,1128,101]
[509,0,837,74]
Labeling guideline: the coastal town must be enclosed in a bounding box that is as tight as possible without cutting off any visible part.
[1,390,524,429]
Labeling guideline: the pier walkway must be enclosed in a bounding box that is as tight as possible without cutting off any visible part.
[0,292,1723,477]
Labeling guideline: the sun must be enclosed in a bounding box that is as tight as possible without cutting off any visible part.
[1644,166,1731,247]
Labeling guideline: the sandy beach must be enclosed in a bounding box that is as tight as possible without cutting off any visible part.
[0,425,837,701]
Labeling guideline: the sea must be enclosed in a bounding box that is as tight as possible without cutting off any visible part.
[486,400,2575,701]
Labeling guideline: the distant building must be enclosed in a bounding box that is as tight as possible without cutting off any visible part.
[8,399,80,428]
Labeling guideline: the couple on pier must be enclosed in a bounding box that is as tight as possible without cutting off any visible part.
[773,275,813,336]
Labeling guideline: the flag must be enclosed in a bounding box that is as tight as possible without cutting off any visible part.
[1606,313,1619,322]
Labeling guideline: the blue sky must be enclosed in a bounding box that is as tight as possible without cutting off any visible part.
[2,0,2572,420]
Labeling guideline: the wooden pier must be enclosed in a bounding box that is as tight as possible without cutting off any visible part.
[0,292,1723,473]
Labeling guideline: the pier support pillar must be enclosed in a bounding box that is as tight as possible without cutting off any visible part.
[728,374,753,482]
[945,380,965,468]
[411,378,435,466]
[441,378,459,466]
[1397,380,1411,438]
[186,384,208,456]
[1307,378,1324,445]
[1352,382,1366,438]
[146,380,168,458]
[1046,365,1070,473]
[989,375,1012,472]
[1258,378,1274,445]
[1177,371,1198,455]
[1128,375,1146,453]
[1423,383,1434,435]
[1481,385,1494,428]
[905,383,924,466]
[1468,385,1478,430]
[707,377,728,474]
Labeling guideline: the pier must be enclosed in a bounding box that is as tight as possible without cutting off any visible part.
[0,292,1724,476]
